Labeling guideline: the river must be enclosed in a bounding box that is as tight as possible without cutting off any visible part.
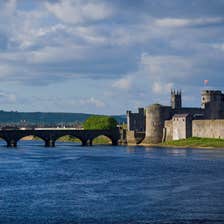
[0,141,224,223]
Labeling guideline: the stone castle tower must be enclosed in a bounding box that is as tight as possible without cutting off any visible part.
[201,90,224,119]
[171,89,182,110]
[201,90,224,108]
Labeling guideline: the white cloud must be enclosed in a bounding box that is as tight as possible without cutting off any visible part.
[28,45,87,63]
[141,53,193,80]
[112,76,133,90]
[0,92,16,103]
[80,97,105,108]
[45,0,114,24]
[1,0,17,16]
[0,64,16,77]
[155,17,224,28]
[212,43,224,51]
[152,81,173,94]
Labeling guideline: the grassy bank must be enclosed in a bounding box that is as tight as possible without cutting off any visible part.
[162,137,224,148]
[58,135,111,144]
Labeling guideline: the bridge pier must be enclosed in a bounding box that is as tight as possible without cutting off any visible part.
[81,139,93,146]
[88,139,93,146]
[7,139,17,147]
[81,140,88,146]
[82,139,93,146]
[45,139,55,147]
[112,140,118,146]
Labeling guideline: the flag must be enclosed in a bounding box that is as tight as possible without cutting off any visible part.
[204,80,208,85]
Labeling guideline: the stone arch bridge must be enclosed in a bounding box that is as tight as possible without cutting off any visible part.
[0,129,121,147]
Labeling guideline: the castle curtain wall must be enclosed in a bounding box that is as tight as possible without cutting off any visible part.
[192,120,224,139]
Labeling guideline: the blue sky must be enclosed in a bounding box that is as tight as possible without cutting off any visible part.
[0,0,224,114]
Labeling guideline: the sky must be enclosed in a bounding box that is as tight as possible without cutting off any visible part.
[0,0,224,114]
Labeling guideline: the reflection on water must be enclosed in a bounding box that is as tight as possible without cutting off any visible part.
[0,141,224,223]
[167,148,187,156]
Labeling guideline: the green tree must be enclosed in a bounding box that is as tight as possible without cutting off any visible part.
[83,115,117,130]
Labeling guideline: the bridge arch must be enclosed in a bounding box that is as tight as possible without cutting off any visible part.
[90,134,118,146]
[54,135,85,146]
[16,135,47,147]
[0,135,10,147]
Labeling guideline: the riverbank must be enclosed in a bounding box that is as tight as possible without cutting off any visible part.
[152,137,224,149]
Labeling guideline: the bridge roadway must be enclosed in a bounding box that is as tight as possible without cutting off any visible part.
[0,128,121,147]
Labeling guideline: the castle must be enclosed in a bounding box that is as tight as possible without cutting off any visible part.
[126,89,224,144]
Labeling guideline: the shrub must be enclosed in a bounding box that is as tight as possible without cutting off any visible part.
[83,115,117,130]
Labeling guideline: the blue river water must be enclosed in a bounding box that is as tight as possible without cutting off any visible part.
[0,141,224,224]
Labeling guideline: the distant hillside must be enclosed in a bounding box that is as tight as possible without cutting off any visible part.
[0,110,126,126]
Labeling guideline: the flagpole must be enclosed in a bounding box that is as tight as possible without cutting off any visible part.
[204,80,208,89]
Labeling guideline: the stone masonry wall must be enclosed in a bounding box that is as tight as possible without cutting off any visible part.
[127,108,145,132]
[164,120,173,141]
[192,120,224,139]
[126,130,145,145]
[172,117,187,140]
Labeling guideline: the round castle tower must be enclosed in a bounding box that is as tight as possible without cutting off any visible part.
[143,104,172,144]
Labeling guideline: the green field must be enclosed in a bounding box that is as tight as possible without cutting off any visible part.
[162,137,224,148]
